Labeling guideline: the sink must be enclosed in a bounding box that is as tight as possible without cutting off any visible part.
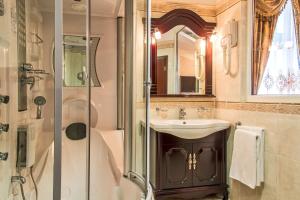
[148,119,231,139]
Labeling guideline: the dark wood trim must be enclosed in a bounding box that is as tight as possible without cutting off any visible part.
[150,9,216,97]
[151,9,216,37]
[154,185,228,200]
[151,42,158,95]
[205,35,213,95]
[151,94,216,98]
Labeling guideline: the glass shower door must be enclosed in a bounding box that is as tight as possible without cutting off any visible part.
[0,0,56,199]
[0,1,13,197]
[58,0,91,199]
[0,0,91,199]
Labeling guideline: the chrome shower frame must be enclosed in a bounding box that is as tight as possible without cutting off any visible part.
[86,0,92,198]
[53,0,91,199]
[145,0,152,198]
[53,0,63,198]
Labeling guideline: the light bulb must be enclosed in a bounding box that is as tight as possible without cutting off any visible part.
[152,37,156,45]
[210,32,218,43]
[199,39,206,56]
[154,28,162,40]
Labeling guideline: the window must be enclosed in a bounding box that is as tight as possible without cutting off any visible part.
[258,0,300,95]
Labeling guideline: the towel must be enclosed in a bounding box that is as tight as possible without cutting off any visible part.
[229,126,264,189]
[237,126,264,185]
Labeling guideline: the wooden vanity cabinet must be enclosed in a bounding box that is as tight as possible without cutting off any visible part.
[150,129,229,200]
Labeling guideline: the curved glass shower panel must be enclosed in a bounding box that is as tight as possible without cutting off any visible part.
[60,1,90,200]
[126,0,148,189]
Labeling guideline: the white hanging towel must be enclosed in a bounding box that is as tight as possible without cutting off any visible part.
[229,126,264,189]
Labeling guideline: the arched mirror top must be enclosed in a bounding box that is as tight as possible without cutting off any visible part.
[152,9,216,37]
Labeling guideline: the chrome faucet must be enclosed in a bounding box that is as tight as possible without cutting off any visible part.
[179,108,186,120]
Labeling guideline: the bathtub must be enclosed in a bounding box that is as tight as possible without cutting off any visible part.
[99,130,124,183]
[30,129,125,200]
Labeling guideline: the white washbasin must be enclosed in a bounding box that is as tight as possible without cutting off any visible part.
[148,119,231,139]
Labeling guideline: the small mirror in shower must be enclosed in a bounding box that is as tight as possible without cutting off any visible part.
[62,35,101,87]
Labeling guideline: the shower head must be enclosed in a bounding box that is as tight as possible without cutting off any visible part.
[34,96,46,119]
[34,96,46,106]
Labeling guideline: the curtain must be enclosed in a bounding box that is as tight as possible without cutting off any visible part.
[252,0,288,94]
[292,0,300,60]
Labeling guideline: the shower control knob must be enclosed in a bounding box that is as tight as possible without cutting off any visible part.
[0,123,9,133]
[0,95,9,104]
[20,63,33,72]
[0,152,8,161]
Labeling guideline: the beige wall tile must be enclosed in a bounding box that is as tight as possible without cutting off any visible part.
[277,114,300,162]
[238,183,257,200]
[277,157,300,200]
[230,179,241,200]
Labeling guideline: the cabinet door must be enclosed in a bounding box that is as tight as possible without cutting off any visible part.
[192,142,223,186]
[161,143,193,189]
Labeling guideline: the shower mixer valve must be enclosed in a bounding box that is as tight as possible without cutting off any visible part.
[0,123,9,133]
[21,76,43,90]
[20,63,49,75]
[0,95,9,104]
[0,152,8,161]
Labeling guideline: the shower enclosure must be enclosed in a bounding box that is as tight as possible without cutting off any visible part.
[0,0,90,199]
[0,0,152,199]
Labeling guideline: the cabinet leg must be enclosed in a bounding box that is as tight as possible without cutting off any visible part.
[223,190,229,200]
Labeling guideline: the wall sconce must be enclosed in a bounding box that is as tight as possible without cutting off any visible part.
[151,37,156,45]
[210,32,218,43]
[198,39,206,56]
[154,28,162,40]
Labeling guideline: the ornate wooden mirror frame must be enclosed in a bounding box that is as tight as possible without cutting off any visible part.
[150,9,216,97]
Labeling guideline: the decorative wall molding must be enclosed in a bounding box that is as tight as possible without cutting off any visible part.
[216,101,300,115]
[147,99,300,115]
[216,0,246,16]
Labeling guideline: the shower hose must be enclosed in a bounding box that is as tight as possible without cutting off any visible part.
[13,167,38,200]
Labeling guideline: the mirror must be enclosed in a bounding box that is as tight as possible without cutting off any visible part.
[150,9,216,97]
[62,35,101,87]
[156,26,206,95]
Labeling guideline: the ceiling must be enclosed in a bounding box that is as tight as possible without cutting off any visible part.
[39,0,124,18]
[38,0,219,18]
[152,0,217,6]
[136,0,218,19]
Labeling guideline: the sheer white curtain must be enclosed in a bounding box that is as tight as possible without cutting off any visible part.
[258,0,300,95]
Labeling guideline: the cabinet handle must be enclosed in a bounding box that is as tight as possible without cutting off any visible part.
[188,153,192,170]
[193,153,197,170]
